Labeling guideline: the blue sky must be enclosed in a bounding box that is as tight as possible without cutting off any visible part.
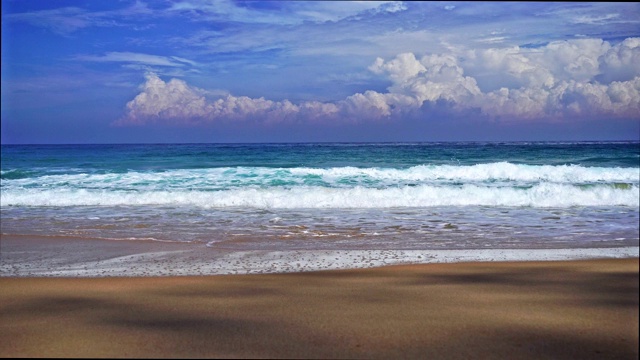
[1,1,639,143]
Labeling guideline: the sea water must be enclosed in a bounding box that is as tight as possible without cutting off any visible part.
[1,142,639,252]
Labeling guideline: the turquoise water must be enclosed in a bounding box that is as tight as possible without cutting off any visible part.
[1,142,639,250]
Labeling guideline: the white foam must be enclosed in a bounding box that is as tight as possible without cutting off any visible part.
[2,182,638,208]
[2,247,638,277]
[3,163,638,190]
[292,163,640,184]
[3,163,638,208]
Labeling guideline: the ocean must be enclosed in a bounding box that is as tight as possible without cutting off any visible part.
[2,142,638,257]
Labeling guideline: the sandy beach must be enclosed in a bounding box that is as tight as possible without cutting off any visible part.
[1,257,637,359]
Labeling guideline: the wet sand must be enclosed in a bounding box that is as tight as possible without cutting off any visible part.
[1,258,638,359]
[1,234,638,276]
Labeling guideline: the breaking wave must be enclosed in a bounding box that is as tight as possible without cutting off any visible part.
[2,162,638,208]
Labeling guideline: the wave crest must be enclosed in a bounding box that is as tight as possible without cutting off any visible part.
[2,183,638,208]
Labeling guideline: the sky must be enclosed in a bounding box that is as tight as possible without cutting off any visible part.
[1,1,640,144]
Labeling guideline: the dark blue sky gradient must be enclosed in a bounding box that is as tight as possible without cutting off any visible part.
[2,1,639,143]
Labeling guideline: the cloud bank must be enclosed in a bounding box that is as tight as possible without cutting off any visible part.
[117,37,640,126]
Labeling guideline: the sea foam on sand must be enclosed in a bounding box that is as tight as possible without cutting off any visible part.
[1,237,637,277]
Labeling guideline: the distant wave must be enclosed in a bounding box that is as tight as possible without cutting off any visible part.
[2,162,639,188]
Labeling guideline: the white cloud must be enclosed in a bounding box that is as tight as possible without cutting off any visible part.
[599,37,640,83]
[116,73,340,126]
[5,2,151,35]
[378,2,408,14]
[118,37,640,126]
[6,7,92,34]
[540,38,609,82]
[170,56,200,67]
[118,73,209,125]
[77,52,195,67]
[572,13,620,25]
[462,39,614,91]
[369,53,425,83]
[367,52,481,110]
[476,36,507,44]
[168,0,406,25]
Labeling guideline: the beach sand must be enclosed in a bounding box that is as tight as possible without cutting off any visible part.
[1,258,638,359]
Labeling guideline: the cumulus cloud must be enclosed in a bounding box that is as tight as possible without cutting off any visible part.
[352,37,640,120]
[115,73,341,126]
[598,37,640,83]
[117,37,640,126]
[466,38,640,118]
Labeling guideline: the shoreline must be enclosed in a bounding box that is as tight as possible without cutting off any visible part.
[1,234,638,277]
[1,258,638,358]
